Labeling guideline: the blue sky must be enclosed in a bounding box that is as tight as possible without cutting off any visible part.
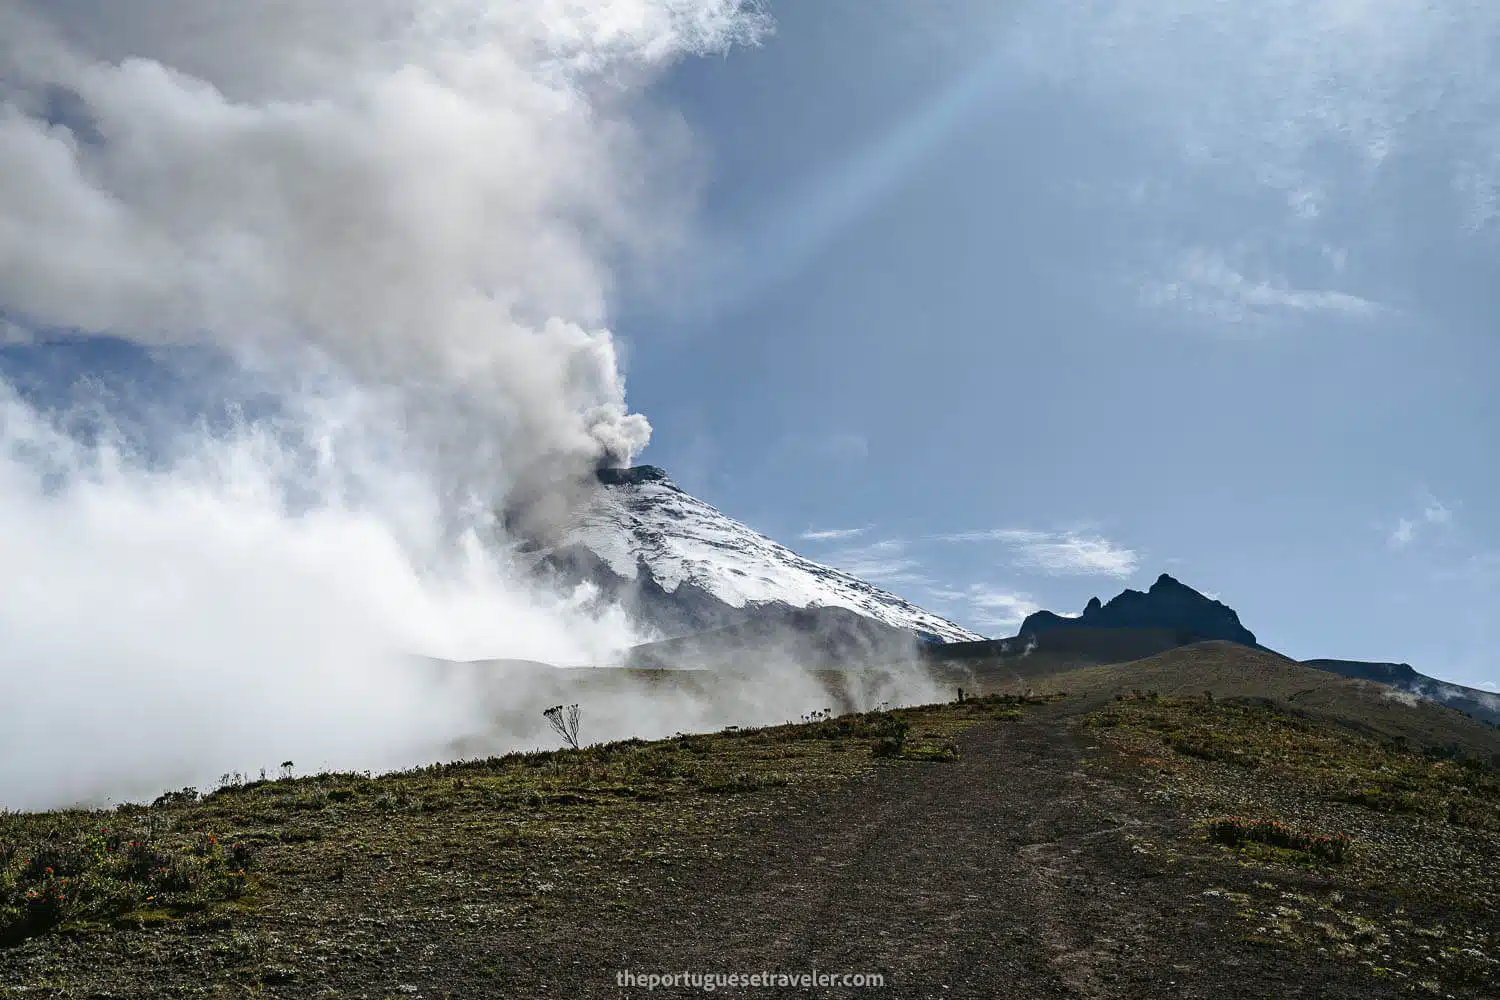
[617,0,1500,688]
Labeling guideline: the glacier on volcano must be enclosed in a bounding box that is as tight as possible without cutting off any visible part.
[523,466,982,646]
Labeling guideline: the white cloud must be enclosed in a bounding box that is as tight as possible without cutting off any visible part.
[963,586,1042,630]
[1144,248,1380,324]
[1423,497,1453,526]
[935,528,1138,578]
[924,583,1041,631]
[800,526,871,542]
[1481,681,1498,693]
[0,387,647,809]
[1010,1,1500,221]
[825,538,927,586]
[1387,493,1456,550]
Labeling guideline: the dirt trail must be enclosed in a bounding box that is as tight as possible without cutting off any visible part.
[499,703,1394,998]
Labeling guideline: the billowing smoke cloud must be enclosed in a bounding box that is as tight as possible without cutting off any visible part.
[0,1,770,810]
[0,0,768,480]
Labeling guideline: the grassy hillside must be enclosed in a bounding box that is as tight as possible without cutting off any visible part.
[3,645,1499,997]
[1082,691,1499,988]
[963,641,1500,760]
[0,698,991,951]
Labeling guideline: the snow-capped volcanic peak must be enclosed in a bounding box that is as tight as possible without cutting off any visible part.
[552,466,982,643]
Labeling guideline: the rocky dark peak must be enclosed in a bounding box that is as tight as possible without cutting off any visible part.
[1018,573,1257,647]
[1150,573,1195,595]
[595,465,673,487]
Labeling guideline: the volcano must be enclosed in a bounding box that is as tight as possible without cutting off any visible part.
[524,465,981,645]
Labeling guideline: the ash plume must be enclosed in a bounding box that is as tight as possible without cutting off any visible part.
[0,0,769,809]
[0,0,767,493]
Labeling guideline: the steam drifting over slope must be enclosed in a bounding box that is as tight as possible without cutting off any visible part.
[0,0,769,809]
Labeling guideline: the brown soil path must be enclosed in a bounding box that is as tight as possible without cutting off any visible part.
[488,703,1398,999]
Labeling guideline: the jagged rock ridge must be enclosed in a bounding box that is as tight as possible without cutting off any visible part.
[1019,573,1258,647]
[1015,576,1498,726]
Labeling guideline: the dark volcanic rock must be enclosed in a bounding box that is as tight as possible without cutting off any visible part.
[1304,659,1422,687]
[595,465,672,487]
[1019,573,1258,647]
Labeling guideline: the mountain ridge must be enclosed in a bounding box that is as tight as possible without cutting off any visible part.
[1010,574,1498,726]
[524,466,1496,726]
[1019,572,1258,647]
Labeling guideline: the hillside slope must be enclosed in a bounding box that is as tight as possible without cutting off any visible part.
[1007,575,1499,727]
[1303,658,1500,727]
[5,677,1496,997]
[986,641,1500,757]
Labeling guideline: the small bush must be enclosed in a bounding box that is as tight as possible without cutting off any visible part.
[17,869,71,932]
[152,787,200,809]
[1206,815,1350,863]
[121,840,172,882]
[224,841,256,871]
[702,772,780,794]
[22,841,88,880]
[901,743,961,762]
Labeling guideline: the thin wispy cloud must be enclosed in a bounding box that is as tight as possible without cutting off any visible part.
[800,526,871,542]
[781,430,870,463]
[963,586,1042,630]
[825,537,928,587]
[933,528,1138,578]
[1144,248,1380,324]
[1012,1,1500,223]
[1387,492,1456,550]
[923,583,1041,632]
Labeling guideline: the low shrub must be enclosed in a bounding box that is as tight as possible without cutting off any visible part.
[1206,815,1350,863]
[900,743,961,762]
